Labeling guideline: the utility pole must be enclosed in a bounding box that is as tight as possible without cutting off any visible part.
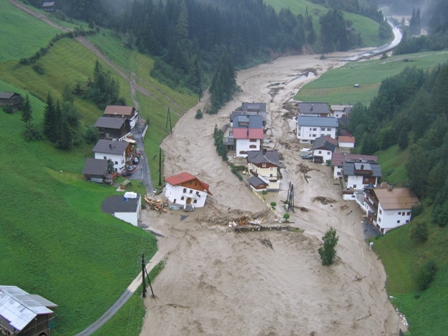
[286,182,295,212]
[166,107,172,134]
[141,252,155,298]
[158,147,162,186]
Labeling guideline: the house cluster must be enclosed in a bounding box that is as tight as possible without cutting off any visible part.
[295,102,420,234]
[82,105,140,184]
[0,285,57,336]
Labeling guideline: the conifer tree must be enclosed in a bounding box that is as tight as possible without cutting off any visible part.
[44,93,58,142]
[21,94,32,128]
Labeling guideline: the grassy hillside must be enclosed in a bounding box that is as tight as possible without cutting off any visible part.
[264,0,382,48]
[296,51,448,105]
[0,0,60,61]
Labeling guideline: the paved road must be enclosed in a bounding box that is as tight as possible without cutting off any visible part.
[131,122,155,196]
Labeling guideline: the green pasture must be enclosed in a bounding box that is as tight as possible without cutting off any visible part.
[264,0,382,48]
[0,0,60,62]
[376,145,409,186]
[296,51,448,105]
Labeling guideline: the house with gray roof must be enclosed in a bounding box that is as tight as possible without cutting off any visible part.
[296,116,338,144]
[94,116,130,140]
[0,91,21,111]
[92,140,131,172]
[247,150,282,190]
[298,102,331,117]
[0,285,57,335]
[311,136,337,163]
[82,158,115,184]
[343,161,382,190]
[101,193,141,226]
[232,115,264,157]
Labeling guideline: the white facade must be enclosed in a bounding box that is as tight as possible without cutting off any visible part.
[334,166,343,179]
[236,139,261,158]
[129,112,139,129]
[339,141,355,148]
[346,175,378,190]
[247,163,280,190]
[376,204,412,233]
[297,126,337,143]
[94,152,125,172]
[114,199,141,226]
[165,184,208,208]
[312,149,332,162]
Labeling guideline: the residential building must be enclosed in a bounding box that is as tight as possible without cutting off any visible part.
[361,184,420,234]
[102,193,141,226]
[165,172,212,209]
[297,102,331,117]
[247,150,282,190]
[311,136,337,163]
[0,91,21,111]
[42,1,55,11]
[82,158,115,184]
[0,285,57,336]
[92,139,131,172]
[94,116,130,140]
[296,116,338,144]
[103,106,139,130]
[343,161,382,190]
[331,153,377,179]
[338,135,356,148]
[233,115,264,157]
[330,104,353,118]
[240,102,267,124]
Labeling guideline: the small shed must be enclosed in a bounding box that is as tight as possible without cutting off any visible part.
[42,2,55,12]
[0,91,21,111]
[82,158,109,182]
[0,285,57,335]
[102,193,141,226]
[247,175,269,191]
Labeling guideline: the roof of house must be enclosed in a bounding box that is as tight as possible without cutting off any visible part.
[241,102,266,113]
[331,104,353,112]
[0,92,19,99]
[374,188,420,210]
[338,136,356,143]
[94,116,126,129]
[343,161,382,177]
[104,106,135,116]
[42,2,55,7]
[297,116,338,128]
[82,158,108,176]
[233,128,264,139]
[102,195,140,214]
[298,102,330,115]
[230,111,247,122]
[233,114,263,129]
[311,136,336,152]
[248,176,268,188]
[0,286,57,332]
[247,150,281,166]
[332,153,377,167]
[165,172,212,195]
[92,139,129,155]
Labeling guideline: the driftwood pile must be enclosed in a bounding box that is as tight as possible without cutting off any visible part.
[143,196,168,213]
[313,196,337,205]
[228,214,290,232]
[298,163,313,173]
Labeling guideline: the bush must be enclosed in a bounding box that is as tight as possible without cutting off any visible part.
[318,227,339,266]
[2,105,13,114]
[270,202,277,208]
[410,221,428,243]
[53,9,67,21]
[262,190,268,195]
[231,168,243,181]
[411,204,424,219]
[283,213,290,220]
[23,125,43,142]
[84,128,99,144]
[416,260,437,291]
[32,63,44,75]
[195,109,203,119]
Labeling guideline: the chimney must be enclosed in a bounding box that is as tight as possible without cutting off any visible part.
[388,184,394,192]
[310,104,314,111]
[109,144,112,149]
[360,164,364,170]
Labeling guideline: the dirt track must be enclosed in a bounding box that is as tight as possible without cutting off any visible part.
[140,52,402,335]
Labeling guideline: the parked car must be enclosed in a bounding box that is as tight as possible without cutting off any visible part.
[122,171,132,177]
[135,148,141,155]
[302,152,313,160]
[127,165,136,171]
[133,157,139,164]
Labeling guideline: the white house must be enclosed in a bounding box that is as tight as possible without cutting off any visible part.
[233,115,264,157]
[298,102,331,117]
[92,139,131,173]
[296,116,338,144]
[330,104,353,118]
[247,150,282,191]
[343,161,382,190]
[311,136,337,163]
[331,153,377,179]
[165,172,212,208]
[362,185,420,234]
[101,193,141,226]
[338,135,356,148]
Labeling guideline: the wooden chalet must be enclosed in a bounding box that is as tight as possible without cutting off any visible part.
[0,91,21,111]
[94,116,130,140]
[82,158,114,184]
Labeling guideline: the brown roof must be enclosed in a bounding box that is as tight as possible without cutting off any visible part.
[338,136,356,143]
[374,188,420,210]
[331,153,377,167]
[104,106,135,116]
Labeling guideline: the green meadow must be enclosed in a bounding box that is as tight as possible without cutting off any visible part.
[296,51,448,105]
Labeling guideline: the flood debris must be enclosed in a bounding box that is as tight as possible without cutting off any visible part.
[144,196,168,213]
[313,196,337,205]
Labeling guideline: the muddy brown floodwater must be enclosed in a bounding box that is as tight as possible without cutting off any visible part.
[140,51,402,336]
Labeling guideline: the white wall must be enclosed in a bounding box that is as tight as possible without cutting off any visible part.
[339,141,355,148]
[297,126,337,143]
[236,139,261,157]
[313,149,332,162]
[334,166,343,179]
[94,152,125,172]
[346,176,378,190]
[376,203,412,232]
[165,184,208,207]
[115,212,138,226]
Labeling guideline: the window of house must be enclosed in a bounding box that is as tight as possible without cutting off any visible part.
[189,181,192,185]
[402,212,405,216]
[195,182,197,186]
[397,220,400,224]
[309,128,313,131]
[249,145,256,148]
[379,209,382,215]
[183,188,187,193]
[353,184,357,188]
[318,151,322,154]
[121,159,124,164]
[407,211,411,215]
[181,196,185,200]
[321,128,325,131]
[327,151,330,155]
[190,190,193,194]
[327,128,331,131]
[103,156,107,160]
[378,217,381,223]
[313,128,317,131]
[406,220,409,223]
[298,127,301,130]
[173,199,177,204]
[312,134,316,137]
[196,191,200,196]
[250,139,257,142]
[262,164,266,168]
[194,200,197,204]
[115,161,118,164]
[298,133,301,136]
[398,212,401,215]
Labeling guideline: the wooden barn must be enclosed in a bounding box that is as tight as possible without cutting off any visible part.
[0,91,21,111]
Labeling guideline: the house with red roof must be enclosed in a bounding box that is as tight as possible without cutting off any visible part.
[338,135,356,148]
[164,172,212,209]
[232,115,264,157]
